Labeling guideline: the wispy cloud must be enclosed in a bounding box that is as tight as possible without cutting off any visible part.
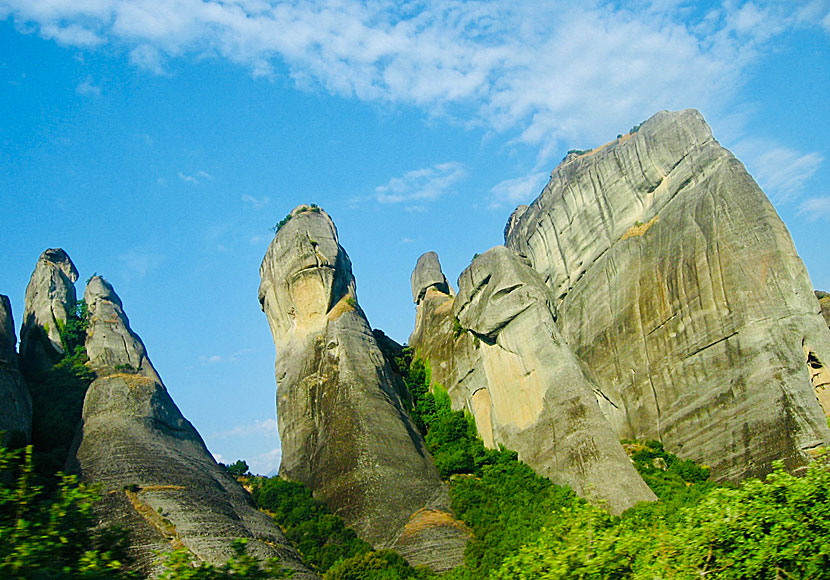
[241,194,270,209]
[375,162,466,204]
[209,418,278,440]
[198,348,256,365]
[5,1,828,164]
[118,248,164,279]
[75,75,100,96]
[178,170,212,185]
[798,197,830,221]
[732,139,824,203]
[489,172,549,209]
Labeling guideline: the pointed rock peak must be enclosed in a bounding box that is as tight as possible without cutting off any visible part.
[19,248,79,374]
[504,205,529,244]
[411,251,451,304]
[260,204,357,339]
[84,275,160,383]
[0,295,17,368]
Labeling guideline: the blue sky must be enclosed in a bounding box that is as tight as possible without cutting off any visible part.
[1,0,828,474]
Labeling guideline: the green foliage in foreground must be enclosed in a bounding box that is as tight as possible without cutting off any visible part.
[492,456,830,580]
[323,550,431,580]
[157,540,292,580]
[251,476,371,573]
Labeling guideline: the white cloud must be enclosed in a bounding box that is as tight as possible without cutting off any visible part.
[178,170,212,185]
[248,447,282,476]
[489,171,549,209]
[732,139,824,203]
[75,74,100,96]
[118,248,164,279]
[798,197,830,221]
[5,1,828,164]
[198,347,256,364]
[210,418,278,439]
[241,194,270,209]
[375,161,466,204]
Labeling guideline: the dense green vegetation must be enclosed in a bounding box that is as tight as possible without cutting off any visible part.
[251,476,372,573]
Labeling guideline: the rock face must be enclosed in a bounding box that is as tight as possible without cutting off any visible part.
[411,252,452,303]
[259,205,467,571]
[818,291,830,329]
[69,276,314,579]
[19,248,79,375]
[0,295,32,445]
[409,250,655,513]
[504,109,830,480]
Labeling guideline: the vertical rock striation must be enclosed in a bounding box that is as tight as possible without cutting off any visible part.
[19,248,78,375]
[69,275,314,579]
[409,250,656,513]
[259,205,468,571]
[0,295,32,445]
[505,109,830,480]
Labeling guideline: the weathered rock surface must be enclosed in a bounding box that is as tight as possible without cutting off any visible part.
[84,276,161,383]
[0,295,32,444]
[69,276,314,579]
[259,205,467,571]
[409,250,655,513]
[19,248,78,375]
[411,251,452,303]
[505,109,830,479]
[817,291,830,329]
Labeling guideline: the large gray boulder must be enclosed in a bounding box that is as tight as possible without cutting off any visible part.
[69,276,314,579]
[408,250,655,514]
[412,251,452,304]
[259,205,468,571]
[19,248,78,375]
[0,295,32,445]
[505,109,830,480]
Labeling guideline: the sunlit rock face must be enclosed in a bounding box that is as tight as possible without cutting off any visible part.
[19,248,78,375]
[68,275,314,579]
[409,249,656,514]
[259,205,467,572]
[0,294,32,445]
[505,109,830,480]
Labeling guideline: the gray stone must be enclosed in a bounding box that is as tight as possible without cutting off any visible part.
[68,277,315,579]
[505,109,830,480]
[259,205,468,571]
[0,295,32,444]
[19,248,78,375]
[410,248,656,514]
[411,252,452,304]
[817,291,830,329]
[84,276,161,383]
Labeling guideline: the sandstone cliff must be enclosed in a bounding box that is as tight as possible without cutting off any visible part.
[0,294,32,445]
[409,249,656,513]
[259,205,468,571]
[18,248,79,375]
[504,109,830,479]
[68,275,314,578]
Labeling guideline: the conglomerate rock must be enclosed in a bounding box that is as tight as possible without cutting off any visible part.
[0,294,32,444]
[259,205,468,571]
[409,249,655,514]
[504,109,830,479]
[68,276,314,579]
[18,248,78,375]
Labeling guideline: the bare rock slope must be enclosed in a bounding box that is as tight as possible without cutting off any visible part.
[0,295,31,444]
[504,109,830,479]
[259,205,468,571]
[409,250,655,514]
[67,275,314,578]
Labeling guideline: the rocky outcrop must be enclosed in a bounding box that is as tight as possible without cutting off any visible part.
[411,252,452,303]
[0,295,32,445]
[409,250,655,513]
[19,248,78,375]
[818,291,830,329]
[68,276,314,579]
[259,205,468,571]
[84,276,161,383]
[504,109,830,480]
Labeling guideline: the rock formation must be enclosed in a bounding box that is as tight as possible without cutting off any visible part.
[19,248,78,375]
[817,291,830,329]
[503,109,830,479]
[259,205,468,571]
[409,249,656,513]
[0,295,32,445]
[68,275,314,578]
